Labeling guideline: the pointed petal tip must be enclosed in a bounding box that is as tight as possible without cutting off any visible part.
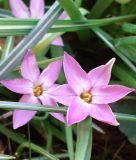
[64,51,69,57]
[25,50,34,58]
[106,121,120,126]
[106,57,116,66]
[116,122,120,126]
[13,119,24,129]
[52,37,64,46]
[125,87,135,94]
[13,124,19,130]
[103,119,120,126]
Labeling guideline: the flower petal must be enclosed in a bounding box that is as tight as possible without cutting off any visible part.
[92,85,134,104]
[63,52,91,95]
[1,78,33,94]
[90,104,119,126]
[47,84,76,106]
[21,51,40,82]
[39,94,65,122]
[9,0,30,18]
[39,60,62,88]
[13,94,40,129]
[67,97,90,125]
[30,0,44,18]
[59,11,68,20]
[88,58,115,87]
[51,37,64,46]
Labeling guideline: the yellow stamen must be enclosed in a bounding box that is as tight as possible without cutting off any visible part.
[34,85,43,97]
[80,92,92,103]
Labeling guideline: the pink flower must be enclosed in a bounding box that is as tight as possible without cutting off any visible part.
[1,51,64,129]
[9,0,64,46]
[50,52,134,126]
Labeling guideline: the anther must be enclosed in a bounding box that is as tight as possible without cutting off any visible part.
[34,85,43,97]
[80,92,92,103]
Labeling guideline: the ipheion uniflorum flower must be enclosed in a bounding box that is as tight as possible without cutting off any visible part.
[50,52,134,126]
[1,51,64,129]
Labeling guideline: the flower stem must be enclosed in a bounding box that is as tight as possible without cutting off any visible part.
[65,125,74,160]
[75,118,92,160]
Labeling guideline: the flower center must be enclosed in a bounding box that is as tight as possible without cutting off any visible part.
[33,85,43,97]
[80,92,92,103]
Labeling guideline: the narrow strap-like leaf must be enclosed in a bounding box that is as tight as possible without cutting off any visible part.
[0,101,66,113]
[0,154,15,159]
[65,126,74,160]
[75,118,92,160]
[92,27,136,73]
[1,36,14,60]
[0,1,62,80]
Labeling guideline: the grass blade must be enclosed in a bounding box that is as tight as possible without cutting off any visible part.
[0,154,15,159]
[1,36,14,60]
[75,118,92,160]
[92,27,136,73]
[0,101,66,113]
[0,1,62,80]
[17,143,59,160]
[65,126,74,160]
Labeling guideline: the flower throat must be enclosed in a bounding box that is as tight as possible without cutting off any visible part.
[80,92,92,103]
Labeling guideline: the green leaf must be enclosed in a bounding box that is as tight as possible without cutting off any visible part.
[113,64,136,89]
[126,0,136,14]
[0,154,15,159]
[114,36,136,46]
[57,0,90,41]
[65,126,74,160]
[92,27,136,73]
[116,45,136,63]
[17,143,59,160]
[92,123,105,134]
[0,1,62,80]
[0,9,12,18]
[112,99,136,144]
[122,22,136,34]
[75,118,92,160]
[88,0,114,18]
[0,124,60,160]
[0,101,66,113]
[0,124,27,144]
[0,15,136,36]
[1,36,14,60]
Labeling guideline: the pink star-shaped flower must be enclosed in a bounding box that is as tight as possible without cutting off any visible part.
[1,51,64,129]
[50,52,134,126]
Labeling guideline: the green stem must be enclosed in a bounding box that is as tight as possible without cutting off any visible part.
[16,142,59,160]
[65,126,74,160]
[28,123,31,160]
[75,118,92,160]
